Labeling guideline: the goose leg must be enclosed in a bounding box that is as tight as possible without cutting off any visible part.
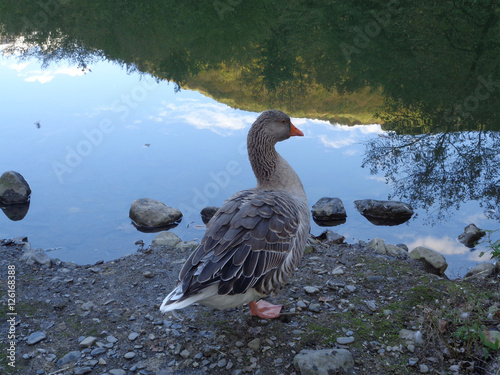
[248,300,282,319]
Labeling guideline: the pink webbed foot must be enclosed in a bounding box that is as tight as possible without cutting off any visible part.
[248,300,282,319]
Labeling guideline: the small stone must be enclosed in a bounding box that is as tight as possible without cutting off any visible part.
[81,301,96,311]
[74,367,92,374]
[331,266,344,275]
[143,271,154,278]
[79,336,97,348]
[151,231,182,248]
[419,364,429,373]
[407,344,415,353]
[91,348,107,356]
[27,331,46,345]
[128,332,140,341]
[218,359,227,368]
[109,370,126,375]
[180,349,191,358]
[309,303,322,313]
[449,365,460,372]
[304,286,320,294]
[365,300,377,311]
[176,240,200,251]
[297,301,308,308]
[57,351,81,366]
[337,337,354,344]
[106,335,118,343]
[344,285,356,293]
[248,338,261,351]
[409,357,418,365]
[124,352,136,359]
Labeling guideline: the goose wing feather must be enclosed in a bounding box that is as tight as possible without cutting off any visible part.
[176,189,303,301]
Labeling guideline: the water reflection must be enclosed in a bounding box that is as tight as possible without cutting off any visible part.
[0,1,499,275]
[1,201,30,221]
[362,131,500,224]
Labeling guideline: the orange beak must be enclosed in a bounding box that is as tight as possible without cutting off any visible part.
[290,123,304,137]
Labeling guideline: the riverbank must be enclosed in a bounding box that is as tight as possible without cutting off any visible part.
[1,236,499,374]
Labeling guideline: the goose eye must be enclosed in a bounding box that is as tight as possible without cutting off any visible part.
[281,119,287,124]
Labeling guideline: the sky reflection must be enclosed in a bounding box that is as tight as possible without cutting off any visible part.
[0,53,495,277]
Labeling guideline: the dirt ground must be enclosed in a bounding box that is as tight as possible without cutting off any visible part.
[1,236,499,375]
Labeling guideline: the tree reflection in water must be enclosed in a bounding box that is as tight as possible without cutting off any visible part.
[362,131,500,224]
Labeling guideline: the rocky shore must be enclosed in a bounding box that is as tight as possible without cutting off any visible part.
[1,235,499,375]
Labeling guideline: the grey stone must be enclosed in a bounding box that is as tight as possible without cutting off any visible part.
[74,367,92,374]
[124,351,136,359]
[419,364,429,373]
[386,244,408,258]
[458,223,486,247]
[201,206,219,224]
[79,336,97,347]
[315,230,345,244]
[465,263,497,279]
[57,351,81,366]
[309,303,322,313]
[175,240,199,251]
[311,197,347,224]
[367,238,387,255]
[151,231,182,248]
[90,348,107,356]
[337,337,355,344]
[106,335,118,343]
[129,198,182,228]
[19,243,51,267]
[354,199,413,224]
[248,338,261,351]
[294,348,354,374]
[0,171,31,203]
[128,331,140,341]
[304,286,320,294]
[365,300,378,311]
[26,331,46,345]
[179,349,190,359]
[109,370,127,375]
[81,301,96,311]
[409,246,448,274]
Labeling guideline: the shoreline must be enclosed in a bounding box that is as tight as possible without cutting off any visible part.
[1,236,499,375]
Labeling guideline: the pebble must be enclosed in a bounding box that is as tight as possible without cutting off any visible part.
[331,266,344,275]
[218,359,227,367]
[449,365,460,372]
[309,303,322,312]
[180,349,191,358]
[419,364,429,373]
[248,338,261,351]
[409,357,418,365]
[337,337,354,344]
[297,301,308,308]
[124,351,136,359]
[57,351,81,366]
[26,331,46,345]
[81,301,96,311]
[106,335,118,343]
[365,300,378,311]
[304,286,320,294]
[79,336,97,347]
[143,271,154,278]
[344,285,356,293]
[407,344,415,353]
[128,331,140,341]
[91,348,107,356]
[109,370,127,375]
[74,367,92,374]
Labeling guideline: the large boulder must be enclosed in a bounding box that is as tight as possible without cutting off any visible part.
[458,224,486,248]
[367,238,408,258]
[311,197,347,226]
[294,348,354,374]
[129,198,182,230]
[464,263,497,279]
[354,199,413,225]
[409,246,448,275]
[0,171,31,204]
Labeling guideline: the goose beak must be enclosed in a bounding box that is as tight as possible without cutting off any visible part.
[290,123,304,137]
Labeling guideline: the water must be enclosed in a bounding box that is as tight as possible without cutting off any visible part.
[0,53,496,276]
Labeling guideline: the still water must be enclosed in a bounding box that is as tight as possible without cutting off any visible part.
[0,52,495,276]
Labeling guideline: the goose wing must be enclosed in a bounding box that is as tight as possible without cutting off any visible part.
[177,189,304,300]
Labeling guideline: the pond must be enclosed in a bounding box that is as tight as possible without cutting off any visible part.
[0,1,499,277]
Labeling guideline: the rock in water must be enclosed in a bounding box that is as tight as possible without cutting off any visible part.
[458,224,486,247]
[0,171,31,204]
[200,206,219,224]
[129,198,182,230]
[311,197,347,226]
[354,199,413,225]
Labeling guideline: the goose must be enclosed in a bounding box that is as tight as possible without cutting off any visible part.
[160,110,310,318]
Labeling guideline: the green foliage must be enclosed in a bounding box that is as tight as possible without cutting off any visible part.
[479,230,500,260]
